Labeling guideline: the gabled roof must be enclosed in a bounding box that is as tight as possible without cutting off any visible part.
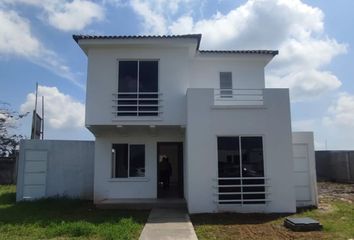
[73,34,202,49]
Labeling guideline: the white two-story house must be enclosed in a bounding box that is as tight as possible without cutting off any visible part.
[72,34,317,214]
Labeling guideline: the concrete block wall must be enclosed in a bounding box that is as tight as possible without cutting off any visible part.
[16,140,95,201]
[316,151,354,183]
[0,157,17,184]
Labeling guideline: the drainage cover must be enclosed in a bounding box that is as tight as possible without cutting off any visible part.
[284,217,323,231]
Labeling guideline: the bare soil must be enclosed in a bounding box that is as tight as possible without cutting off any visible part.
[317,181,354,203]
[192,181,354,240]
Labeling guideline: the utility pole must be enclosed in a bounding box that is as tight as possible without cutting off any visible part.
[41,96,44,140]
[34,82,38,113]
[31,83,39,139]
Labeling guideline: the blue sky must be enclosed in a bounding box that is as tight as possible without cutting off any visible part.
[1,0,353,149]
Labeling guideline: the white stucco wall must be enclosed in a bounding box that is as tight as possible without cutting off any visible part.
[190,56,269,89]
[186,88,296,213]
[84,43,273,127]
[80,39,298,213]
[16,140,94,201]
[86,46,191,126]
[292,132,318,207]
[93,127,184,203]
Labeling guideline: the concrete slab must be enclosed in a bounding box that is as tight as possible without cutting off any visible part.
[284,217,322,231]
[139,208,198,240]
[97,198,187,210]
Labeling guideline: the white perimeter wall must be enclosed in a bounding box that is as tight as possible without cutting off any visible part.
[186,88,296,214]
[292,132,318,207]
[16,140,94,201]
[93,127,184,203]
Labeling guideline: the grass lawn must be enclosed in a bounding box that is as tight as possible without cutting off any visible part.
[191,183,354,240]
[0,185,149,240]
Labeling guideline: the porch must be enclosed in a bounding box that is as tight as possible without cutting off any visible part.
[96,198,187,210]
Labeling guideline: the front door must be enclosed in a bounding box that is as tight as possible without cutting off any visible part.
[157,142,183,198]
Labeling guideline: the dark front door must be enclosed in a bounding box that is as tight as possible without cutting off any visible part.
[157,142,184,199]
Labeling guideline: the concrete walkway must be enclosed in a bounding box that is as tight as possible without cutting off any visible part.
[139,208,198,240]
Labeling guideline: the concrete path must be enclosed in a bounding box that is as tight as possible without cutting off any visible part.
[139,208,198,240]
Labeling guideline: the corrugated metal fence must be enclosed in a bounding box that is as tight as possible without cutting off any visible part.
[316,151,354,183]
[0,156,18,184]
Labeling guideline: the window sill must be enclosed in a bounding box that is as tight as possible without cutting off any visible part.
[112,116,163,122]
[108,177,150,182]
[211,105,266,109]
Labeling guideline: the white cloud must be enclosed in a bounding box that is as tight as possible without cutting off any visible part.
[130,0,347,101]
[323,92,354,128]
[0,10,41,57]
[268,70,341,101]
[2,0,104,31]
[0,8,84,88]
[129,0,193,34]
[45,0,104,31]
[292,119,316,131]
[130,0,167,34]
[20,85,85,129]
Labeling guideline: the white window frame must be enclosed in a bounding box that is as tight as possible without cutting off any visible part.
[219,72,233,98]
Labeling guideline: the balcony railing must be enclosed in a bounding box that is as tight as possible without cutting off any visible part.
[112,92,162,117]
[213,177,271,205]
[214,89,264,106]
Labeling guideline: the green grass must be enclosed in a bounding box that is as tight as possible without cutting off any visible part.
[0,185,149,240]
[293,200,354,239]
[192,199,354,240]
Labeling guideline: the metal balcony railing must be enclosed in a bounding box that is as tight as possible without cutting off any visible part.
[214,89,264,106]
[112,92,162,117]
[214,177,271,205]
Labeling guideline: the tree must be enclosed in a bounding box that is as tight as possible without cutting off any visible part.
[0,102,28,157]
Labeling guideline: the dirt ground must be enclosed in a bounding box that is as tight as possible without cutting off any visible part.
[192,181,354,240]
[317,181,354,203]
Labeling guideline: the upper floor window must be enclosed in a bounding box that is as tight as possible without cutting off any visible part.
[117,60,159,116]
[119,61,158,93]
[219,72,232,98]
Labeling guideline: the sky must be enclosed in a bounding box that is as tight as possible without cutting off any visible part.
[0,0,353,150]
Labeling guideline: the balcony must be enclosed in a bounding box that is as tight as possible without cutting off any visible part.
[112,92,162,118]
[214,89,264,106]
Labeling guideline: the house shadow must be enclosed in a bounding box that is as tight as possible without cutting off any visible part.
[0,196,148,226]
[0,192,16,205]
[190,212,293,226]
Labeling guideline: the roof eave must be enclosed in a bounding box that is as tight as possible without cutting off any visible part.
[198,50,279,56]
[73,34,202,50]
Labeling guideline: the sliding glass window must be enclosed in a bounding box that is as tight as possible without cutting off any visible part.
[217,136,265,204]
[112,144,145,178]
[117,60,159,116]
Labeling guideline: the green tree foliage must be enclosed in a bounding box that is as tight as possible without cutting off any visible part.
[0,102,28,157]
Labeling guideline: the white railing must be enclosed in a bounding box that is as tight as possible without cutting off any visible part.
[112,92,162,117]
[214,177,271,205]
[214,89,264,106]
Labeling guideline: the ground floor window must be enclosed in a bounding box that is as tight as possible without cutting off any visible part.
[112,144,145,178]
[217,136,266,204]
